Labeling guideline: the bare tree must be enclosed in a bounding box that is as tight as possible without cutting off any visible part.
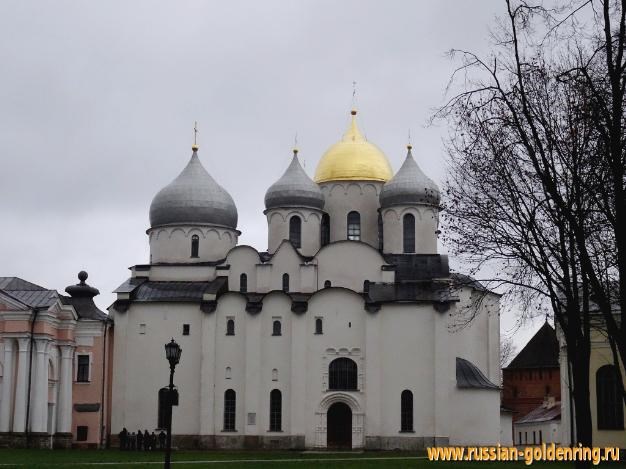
[432,0,626,455]
[501,337,518,369]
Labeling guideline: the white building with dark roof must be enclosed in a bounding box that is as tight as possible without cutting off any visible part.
[110,109,502,449]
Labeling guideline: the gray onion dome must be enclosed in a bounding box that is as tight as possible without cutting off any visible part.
[149,147,238,229]
[264,149,325,211]
[380,145,440,207]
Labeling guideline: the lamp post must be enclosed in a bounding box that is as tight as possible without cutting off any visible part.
[164,338,182,469]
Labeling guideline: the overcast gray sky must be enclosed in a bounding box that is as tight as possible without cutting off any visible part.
[0,0,545,349]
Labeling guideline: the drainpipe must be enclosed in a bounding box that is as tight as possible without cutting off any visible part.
[99,318,110,448]
[25,307,40,448]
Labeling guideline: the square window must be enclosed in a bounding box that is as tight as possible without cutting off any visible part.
[182,324,190,336]
[76,426,88,442]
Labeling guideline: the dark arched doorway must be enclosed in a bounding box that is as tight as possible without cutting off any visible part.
[327,402,352,449]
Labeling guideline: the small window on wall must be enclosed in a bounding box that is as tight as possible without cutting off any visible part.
[226,319,235,336]
[401,390,414,432]
[76,355,90,382]
[272,368,278,381]
[315,318,323,335]
[182,324,190,336]
[272,320,282,336]
[282,274,289,293]
[347,211,361,241]
[225,367,232,379]
[191,234,199,258]
[403,214,415,253]
[324,280,331,288]
[240,273,248,293]
[76,426,88,442]
[289,216,302,248]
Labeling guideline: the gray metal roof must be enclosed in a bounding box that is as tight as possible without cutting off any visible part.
[456,357,500,390]
[3,289,58,308]
[379,148,440,207]
[149,149,238,229]
[113,277,147,293]
[0,277,48,291]
[133,281,213,302]
[516,402,561,424]
[264,152,324,211]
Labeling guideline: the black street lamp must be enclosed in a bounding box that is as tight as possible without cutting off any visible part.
[164,338,182,469]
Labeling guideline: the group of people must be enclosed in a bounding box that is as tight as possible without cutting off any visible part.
[118,428,166,451]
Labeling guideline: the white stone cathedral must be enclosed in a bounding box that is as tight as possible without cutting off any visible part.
[110,110,502,450]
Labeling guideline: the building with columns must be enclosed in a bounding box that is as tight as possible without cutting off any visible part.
[0,273,111,448]
[110,109,503,450]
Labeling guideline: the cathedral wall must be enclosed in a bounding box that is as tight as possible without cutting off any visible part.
[148,225,238,263]
[315,241,388,291]
[448,288,501,385]
[266,209,322,256]
[450,388,501,445]
[377,303,438,437]
[147,265,217,282]
[319,181,383,249]
[381,205,439,254]
[110,303,203,435]
[226,246,260,293]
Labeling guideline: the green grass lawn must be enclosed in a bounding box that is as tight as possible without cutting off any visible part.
[0,449,598,469]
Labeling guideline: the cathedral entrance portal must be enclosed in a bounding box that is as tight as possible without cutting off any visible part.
[327,402,352,449]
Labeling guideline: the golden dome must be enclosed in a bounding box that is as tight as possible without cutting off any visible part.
[314,110,393,183]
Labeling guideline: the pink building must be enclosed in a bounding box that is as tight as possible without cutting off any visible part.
[0,272,112,448]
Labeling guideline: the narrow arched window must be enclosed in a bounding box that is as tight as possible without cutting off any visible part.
[157,387,169,429]
[272,320,282,336]
[597,365,624,430]
[272,368,278,381]
[223,389,236,431]
[315,318,323,335]
[347,211,361,241]
[191,234,199,258]
[403,214,415,253]
[289,216,302,248]
[324,280,331,288]
[363,280,370,293]
[225,367,232,379]
[321,213,330,246]
[401,390,414,432]
[378,212,383,251]
[226,319,235,336]
[328,357,357,390]
[269,389,282,432]
[239,273,247,293]
[282,273,289,292]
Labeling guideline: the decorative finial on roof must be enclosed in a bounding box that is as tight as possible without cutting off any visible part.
[78,270,88,285]
[293,132,299,156]
[192,121,199,151]
[407,129,412,151]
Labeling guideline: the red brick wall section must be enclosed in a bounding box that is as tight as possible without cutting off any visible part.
[502,367,561,421]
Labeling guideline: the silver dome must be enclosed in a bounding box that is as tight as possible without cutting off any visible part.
[149,149,238,229]
[264,151,325,211]
[380,147,440,207]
